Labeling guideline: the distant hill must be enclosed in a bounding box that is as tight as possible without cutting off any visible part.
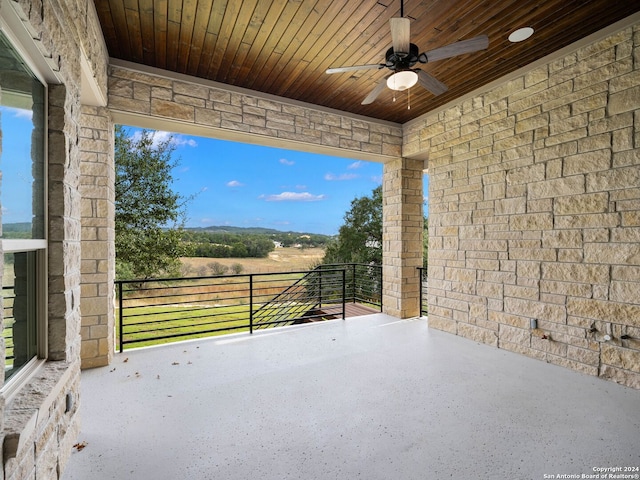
[182,225,332,259]
[3,222,33,238]
[3,222,31,233]
[186,225,332,238]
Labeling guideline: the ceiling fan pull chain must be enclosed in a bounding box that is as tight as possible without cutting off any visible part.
[407,88,411,109]
[392,74,396,101]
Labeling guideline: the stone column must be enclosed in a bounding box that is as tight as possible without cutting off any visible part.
[382,157,424,318]
[79,106,115,368]
[48,84,82,362]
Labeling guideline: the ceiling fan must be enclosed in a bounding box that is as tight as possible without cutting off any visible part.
[325,0,489,105]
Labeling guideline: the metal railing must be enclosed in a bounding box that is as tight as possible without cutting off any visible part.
[250,267,346,330]
[418,267,428,317]
[316,263,382,307]
[116,263,382,351]
[2,285,15,367]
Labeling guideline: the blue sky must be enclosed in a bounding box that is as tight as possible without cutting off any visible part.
[1,106,39,227]
[125,126,429,235]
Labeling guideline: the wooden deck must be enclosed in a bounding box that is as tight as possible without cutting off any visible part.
[317,302,380,319]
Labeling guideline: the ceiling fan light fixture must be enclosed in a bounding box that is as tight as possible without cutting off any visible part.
[387,70,418,91]
[508,27,534,43]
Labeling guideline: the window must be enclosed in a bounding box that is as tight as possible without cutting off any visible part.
[0,29,47,383]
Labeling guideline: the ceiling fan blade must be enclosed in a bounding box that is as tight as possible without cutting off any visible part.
[389,17,411,54]
[326,64,384,74]
[417,70,448,96]
[362,76,391,105]
[422,35,489,62]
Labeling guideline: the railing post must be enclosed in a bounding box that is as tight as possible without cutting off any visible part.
[342,269,346,320]
[352,263,356,303]
[379,265,383,312]
[418,267,423,316]
[249,274,254,334]
[318,267,323,309]
[118,281,124,353]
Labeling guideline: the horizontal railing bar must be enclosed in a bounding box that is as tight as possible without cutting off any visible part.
[121,296,253,311]
[122,310,249,327]
[122,317,248,331]
[121,288,252,302]
[120,284,342,302]
[121,324,250,344]
[123,318,247,335]
[116,268,348,287]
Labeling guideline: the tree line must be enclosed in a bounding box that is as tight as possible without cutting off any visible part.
[182,231,275,258]
[180,230,332,259]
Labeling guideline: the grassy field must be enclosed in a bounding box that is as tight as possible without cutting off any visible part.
[118,303,251,350]
[180,246,325,275]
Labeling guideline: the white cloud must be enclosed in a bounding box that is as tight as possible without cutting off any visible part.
[131,130,197,149]
[260,192,326,202]
[279,158,295,166]
[175,137,198,148]
[347,161,363,170]
[12,108,33,120]
[324,172,358,181]
[226,180,244,187]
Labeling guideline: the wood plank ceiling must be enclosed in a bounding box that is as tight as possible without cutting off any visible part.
[94,0,640,124]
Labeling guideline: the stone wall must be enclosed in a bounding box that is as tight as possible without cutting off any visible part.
[406,22,640,388]
[108,62,403,160]
[0,0,109,478]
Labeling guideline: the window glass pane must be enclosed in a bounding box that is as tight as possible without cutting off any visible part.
[0,30,45,240]
[3,251,38,381]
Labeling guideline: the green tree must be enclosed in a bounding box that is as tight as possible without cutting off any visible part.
[322,185,428,267]
[230,241,248,257]
[323,185,383,265]
[115,126,192,279]
[208,262,228,276]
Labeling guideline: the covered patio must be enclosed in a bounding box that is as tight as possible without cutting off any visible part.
[63,315,639,480]
[1,1,639,478]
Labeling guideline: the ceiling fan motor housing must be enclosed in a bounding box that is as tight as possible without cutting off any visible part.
[385,43,425,70]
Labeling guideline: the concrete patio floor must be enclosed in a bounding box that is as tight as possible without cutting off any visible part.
[63,314,640,480]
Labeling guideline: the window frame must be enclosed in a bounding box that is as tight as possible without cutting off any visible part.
[0,13,50,401]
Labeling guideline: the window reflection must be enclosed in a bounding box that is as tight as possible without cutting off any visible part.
[0,31,45,240]
[3,252,38,380]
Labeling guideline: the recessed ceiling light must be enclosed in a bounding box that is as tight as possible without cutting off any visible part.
[508,27,534,43]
